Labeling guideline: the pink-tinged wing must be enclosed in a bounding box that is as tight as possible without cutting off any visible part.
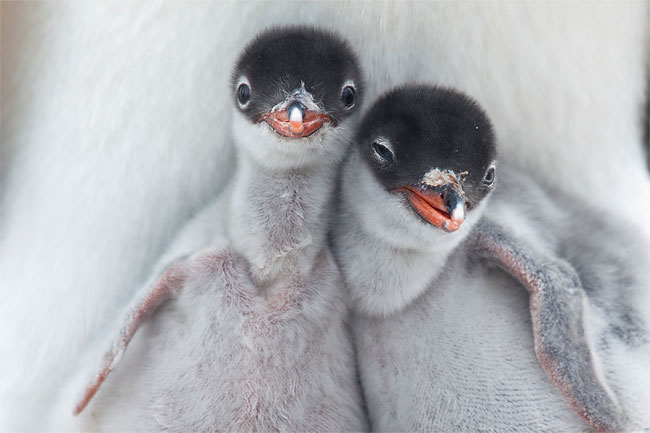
[73,259,187,415]
[473,219,627,433]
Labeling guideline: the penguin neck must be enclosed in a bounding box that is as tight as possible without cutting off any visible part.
[334,153,476,317]
[227,150,336,285]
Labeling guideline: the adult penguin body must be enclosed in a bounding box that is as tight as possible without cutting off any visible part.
[4,5,648,428]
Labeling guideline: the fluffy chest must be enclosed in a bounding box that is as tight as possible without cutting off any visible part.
[229,170,329,282]
[354,263,590,432]
[85,248,357,431]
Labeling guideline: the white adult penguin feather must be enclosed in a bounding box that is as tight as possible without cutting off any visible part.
[3,3,648,428]
[332,85,650,432]
[59,27,367,431]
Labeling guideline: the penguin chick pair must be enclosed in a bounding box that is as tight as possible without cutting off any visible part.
[67,26,648,433]
[68,27,367,431]
[333,85,650,432]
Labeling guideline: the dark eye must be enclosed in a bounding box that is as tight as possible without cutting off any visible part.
[372,140,394,163]
[341,85,355,108]
[237,83,250,107]
[483,166,496,186]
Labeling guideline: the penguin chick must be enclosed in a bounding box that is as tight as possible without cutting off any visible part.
[333,85,640,433]
[70,26,367,432]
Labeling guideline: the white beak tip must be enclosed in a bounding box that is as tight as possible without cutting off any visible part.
[289,106,303,123]
[451,205,465,222]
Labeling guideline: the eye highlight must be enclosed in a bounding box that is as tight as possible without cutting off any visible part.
[372,139,394,164]
[483,165,496,186]
[341,85,356,108]
[236,82,251,107]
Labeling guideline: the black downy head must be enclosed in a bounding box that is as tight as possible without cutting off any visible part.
[355,85,497,232]
[231,26,363,139]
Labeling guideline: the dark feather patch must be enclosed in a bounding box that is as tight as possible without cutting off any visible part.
[232,26,364,124]
[355,85,497,206]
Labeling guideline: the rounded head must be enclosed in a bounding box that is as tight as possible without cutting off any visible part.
[354,85,497,233]
[231,26,364,169]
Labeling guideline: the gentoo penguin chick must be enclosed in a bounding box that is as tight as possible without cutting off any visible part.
[69,27,366,431]
[332,85,647,432]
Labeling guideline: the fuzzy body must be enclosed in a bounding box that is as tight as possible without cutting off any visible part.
[52,90,366,430]
[335,157,650,431]
[353,253,590,432]
[72,246,363,432]
[55,156,366,430]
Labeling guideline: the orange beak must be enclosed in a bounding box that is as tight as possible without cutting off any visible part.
[258,104,332,138]
[394,185,466,232]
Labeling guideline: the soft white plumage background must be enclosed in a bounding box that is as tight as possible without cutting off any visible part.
[1,1,649,430]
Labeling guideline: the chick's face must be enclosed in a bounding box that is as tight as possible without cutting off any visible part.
[356,86,497,232]
[231,27,364,170]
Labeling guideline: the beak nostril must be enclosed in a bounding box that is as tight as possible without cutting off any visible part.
[444,195,453,210]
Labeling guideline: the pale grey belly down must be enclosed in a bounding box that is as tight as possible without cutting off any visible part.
[81,282,365,432]
[355,266,590,433]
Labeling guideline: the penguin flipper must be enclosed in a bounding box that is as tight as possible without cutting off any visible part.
[72,258,188,416]
[473,218,627,433]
